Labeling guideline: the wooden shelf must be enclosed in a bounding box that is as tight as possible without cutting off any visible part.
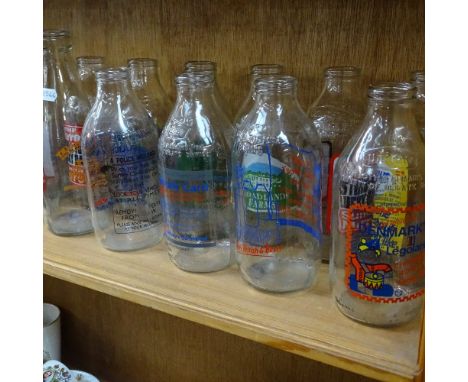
[43,228,423,382]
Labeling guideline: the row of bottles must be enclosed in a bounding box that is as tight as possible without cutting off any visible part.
[43,29,425,327]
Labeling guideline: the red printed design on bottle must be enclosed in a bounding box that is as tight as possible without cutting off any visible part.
[64,124,86,186]
[345,203,425,303]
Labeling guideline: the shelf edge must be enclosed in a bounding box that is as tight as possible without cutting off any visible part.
[44,259,420,382]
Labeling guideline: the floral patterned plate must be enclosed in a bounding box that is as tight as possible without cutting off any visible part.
[43,361,99,382]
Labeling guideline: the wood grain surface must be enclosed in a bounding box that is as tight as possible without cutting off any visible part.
[43,0,424,115]
[43,228,423,382]
[45,275,379,382]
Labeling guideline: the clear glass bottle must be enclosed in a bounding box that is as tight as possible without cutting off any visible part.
[128,58,173,134]
[411,70,425,141]
[159,72,232,272]
[43,30,93,235]
[184,60,232,120]
[77,56,105,106]
[230,64,284,146]
[82,67,163,251]
[233,76,322,292]
[307,66,366,260]
[330,82,425,326]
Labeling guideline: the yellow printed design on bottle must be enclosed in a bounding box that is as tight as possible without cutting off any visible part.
[373,157,408,254]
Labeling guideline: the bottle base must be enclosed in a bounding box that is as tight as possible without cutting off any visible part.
[99,225,163,252]
[334,292,423,327]
[47,210,93,236]
[167,238,231,273]
[239,256,318,293]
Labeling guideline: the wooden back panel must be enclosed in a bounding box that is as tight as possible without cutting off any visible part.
[43,0,424,113]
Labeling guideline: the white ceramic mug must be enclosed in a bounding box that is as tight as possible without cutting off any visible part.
[43,303,61,361]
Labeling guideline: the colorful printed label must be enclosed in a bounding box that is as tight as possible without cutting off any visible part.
[64,124,86,186]
[160,167,229,244]
[89,133,161,234]
[242,152,297,214]
[235,144,321,257]
[341,157,424,303]
[345,204,425,302]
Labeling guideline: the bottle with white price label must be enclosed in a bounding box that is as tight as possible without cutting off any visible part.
[43,31,92,236]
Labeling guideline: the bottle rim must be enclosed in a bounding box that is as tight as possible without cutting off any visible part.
[324,66,361,78]
[43,29,70,40]
[250,64,284,76]
[128,58,159,68]
[77,56,105,66]
[184,60,217,72]
[95,67,129,81]
[368,82,416,101]
[175,71,215,87]
[254,75,297,93]
[411,70,425,83]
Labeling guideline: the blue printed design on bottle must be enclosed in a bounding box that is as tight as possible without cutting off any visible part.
[234,143,321,256]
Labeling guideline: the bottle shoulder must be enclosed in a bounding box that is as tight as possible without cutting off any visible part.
[82,102,158,144]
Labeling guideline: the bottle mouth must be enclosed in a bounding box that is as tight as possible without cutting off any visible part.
[254,75,297,93]
[324,66,361,78]
[411,70,425,84]
[251,64,284,76]
[175,71,214,88]
[128,58,158,68]
[96,67,129,82]
[77,56,105,66]
[43,29,70,40]
[368,82,416,101]
[184,60,216,73]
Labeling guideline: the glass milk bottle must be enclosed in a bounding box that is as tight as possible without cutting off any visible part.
[233,76,322,292]
[82,68,163,251]
[159,72,232,272]
[307,66,365,260]
[43,30,92,235]
[330,83,425,326]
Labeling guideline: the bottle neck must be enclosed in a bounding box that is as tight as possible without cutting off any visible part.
[365,98,417,132]
[324,76,360,95]
[176,85,216,105]
[96,80,132,100]
[130,66,161,89]
[255,89,298,108]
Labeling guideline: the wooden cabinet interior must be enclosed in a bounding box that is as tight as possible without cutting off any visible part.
[43,1,424,381]
[44,275,379,382]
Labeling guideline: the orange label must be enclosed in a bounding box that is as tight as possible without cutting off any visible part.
[345,203,425,303]
[64,124,86,186]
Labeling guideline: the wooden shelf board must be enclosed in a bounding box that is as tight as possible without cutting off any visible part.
[43,228,423,382]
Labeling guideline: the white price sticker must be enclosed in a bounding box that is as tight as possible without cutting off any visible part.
[43,88,57,102]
